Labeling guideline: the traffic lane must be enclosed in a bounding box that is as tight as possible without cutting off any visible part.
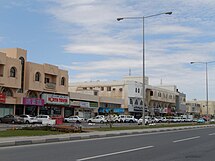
[77,128,215,161]
[0,127,214,161]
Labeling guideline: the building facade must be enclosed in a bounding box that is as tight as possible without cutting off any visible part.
[0,48,68,117]
[69,76,185,118]
[68,92,123,119]
[186,100,215,117]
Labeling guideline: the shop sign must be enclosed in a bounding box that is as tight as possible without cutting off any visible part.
[80,102,90,108]
[23,97,44,106]
[90,102,98,108]
[98,107,124,113]
[42,94,69,105]
[70,101,80,106]
[128,105,143,112]
[0,93,6,103]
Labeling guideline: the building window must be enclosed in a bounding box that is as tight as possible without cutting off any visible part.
[135,100,138,105]
[169,95,173,99]
[2,88,13,97]
[90,87,93,90]
[113,88,116,91]
[119,88,123,92]
[94,91,98,96]
[45,77,49,83]
[83,87,87,90]
[107,87,111,91]
[35,72,40,81]
[150,91,153,96]
[101,87,104,91]
[158,92,161,97]
[130,98,133,105]
[61,77,65,86]
[140,100,143,105]
[135,88,137,93]
[10,67,16,77]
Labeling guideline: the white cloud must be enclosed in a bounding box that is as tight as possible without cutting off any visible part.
[41,0,215,100]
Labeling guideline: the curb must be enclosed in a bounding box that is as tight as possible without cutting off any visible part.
[0,124,214,148]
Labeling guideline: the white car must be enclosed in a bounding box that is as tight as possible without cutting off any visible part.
[124,115,138,123]
[87,115,107,123]
[137,118,152,125]
[114,115,127,123]
[64,116,84,123]
[35,115,56,125]
[19,114,38,124]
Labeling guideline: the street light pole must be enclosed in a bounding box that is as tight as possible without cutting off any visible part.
[190,61,215,122]
[117,12,172,125]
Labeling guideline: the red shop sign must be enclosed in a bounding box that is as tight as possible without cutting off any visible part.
[0,93,6,103]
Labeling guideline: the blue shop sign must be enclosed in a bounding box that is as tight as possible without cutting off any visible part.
[98,107,124,113]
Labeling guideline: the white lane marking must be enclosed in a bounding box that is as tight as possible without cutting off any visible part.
[76,145,154,161]
[173,136,200,143]
[209,133,215,136]
[0,127,210,149]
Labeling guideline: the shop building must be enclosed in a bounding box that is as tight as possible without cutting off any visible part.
[0,48,68,117]
[68,92,123,119]
[69,76,185,118]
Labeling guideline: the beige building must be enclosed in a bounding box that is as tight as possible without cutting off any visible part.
[67,92,123,119]
[69,76,184,118]
[186,100,215,116]
[0,48,68,117]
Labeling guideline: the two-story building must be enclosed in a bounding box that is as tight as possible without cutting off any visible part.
[69,76,185,118]
[0,48,68,117]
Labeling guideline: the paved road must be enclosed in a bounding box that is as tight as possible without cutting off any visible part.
[0,127,214,161]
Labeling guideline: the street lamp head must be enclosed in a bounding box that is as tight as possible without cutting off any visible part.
[117,18,124,21]
[165,12,172,15]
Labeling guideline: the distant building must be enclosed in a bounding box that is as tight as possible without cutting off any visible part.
[69,76,185,118]
[186,100,215,117]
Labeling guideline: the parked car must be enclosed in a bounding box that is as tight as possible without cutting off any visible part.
[19,114,38,124]
[0,114,24,124]
[210,119,215,123]
[137,118,152,125]
[114,115,135,123]
[87,115,107,123]
[124,115,138,123]
[64,116,85,123]
[35,115,55,125]
[197,118,206,123]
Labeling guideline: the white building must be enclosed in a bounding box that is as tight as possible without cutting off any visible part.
[69,76,185,118]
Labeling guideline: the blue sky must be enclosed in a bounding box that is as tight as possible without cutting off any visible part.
[1,0,215,101]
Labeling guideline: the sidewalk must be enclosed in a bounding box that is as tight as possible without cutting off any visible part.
[0,124,214,147]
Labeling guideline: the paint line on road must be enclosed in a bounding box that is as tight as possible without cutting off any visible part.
[173,136,200,143]
[209,133,215,136]
[76,145,154,161]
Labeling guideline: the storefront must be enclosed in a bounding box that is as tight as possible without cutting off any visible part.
[70,100,97,119]
[41,94,69,117]
[22,97,44,116]
[0,93,14,117]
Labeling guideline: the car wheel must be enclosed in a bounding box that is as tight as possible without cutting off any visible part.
[88,120,92,123]
[11,120,15,124]
[100,120,104,124]
[76,120,81,123]
[26,120,30,124]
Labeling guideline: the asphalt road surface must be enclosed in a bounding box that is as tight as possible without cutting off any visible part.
[0,127,214,161]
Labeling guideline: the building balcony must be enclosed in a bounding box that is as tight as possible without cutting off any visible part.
[45,82,56,89]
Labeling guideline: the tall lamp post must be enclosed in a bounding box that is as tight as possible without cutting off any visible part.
[117,12,172,125]
[190,61,215,122]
